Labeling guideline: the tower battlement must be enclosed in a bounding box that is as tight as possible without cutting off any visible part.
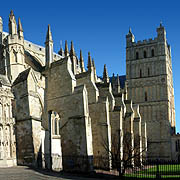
[131,37,158,46]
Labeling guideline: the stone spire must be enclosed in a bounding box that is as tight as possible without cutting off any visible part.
[18,18,23,38]
[79,49,85,72]
[0,16,2,33]
[46,24,53,42]
[116,74,121,93]
[45,24,53,68]
[126,27,134,47]
[58,40,64,56]
[8,10,17,35]
[157,21,166,42]
[103,64,109,83]
[129,27,132,34]
[64,40,69,56]
[70,41,75,56]
[160,21,163,28]
[87,52,93,72]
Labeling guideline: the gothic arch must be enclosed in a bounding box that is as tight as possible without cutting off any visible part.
[136,51,139,59]
[151,49,155,57]
[144,50,147,58]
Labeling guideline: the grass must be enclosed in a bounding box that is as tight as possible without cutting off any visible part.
[124,164,180,179]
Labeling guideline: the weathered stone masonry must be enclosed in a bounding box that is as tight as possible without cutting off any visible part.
[0,11,178,170]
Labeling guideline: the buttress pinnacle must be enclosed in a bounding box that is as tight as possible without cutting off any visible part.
[70,41,75,56]
[87,52,93,71]
[103,64,109,83]
[116,74,121,93]
[92,58,95,68]
[9,10,17,35]
[46,24,53,42]
[58,40,64,56]
[80,50,85,72]
[18,18,23,32]
[64,40,69,56]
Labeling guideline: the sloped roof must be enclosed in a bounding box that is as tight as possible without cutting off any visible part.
[25,51,43,72]
[13,68,31,86]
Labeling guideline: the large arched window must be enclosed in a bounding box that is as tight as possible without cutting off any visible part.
[151,49,154,57]
[136,52,139,59]
[144,51,147,58]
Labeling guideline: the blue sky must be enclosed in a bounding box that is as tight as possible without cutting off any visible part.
[1,0,180,131]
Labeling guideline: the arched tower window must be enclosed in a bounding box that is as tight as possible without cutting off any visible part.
[145,92,147,101]
[144,51,147,58]
[136,52,139,59]
[151,49,154,57]
[58,120,61,135]
[140,69,142,78]
[54,118,57,135]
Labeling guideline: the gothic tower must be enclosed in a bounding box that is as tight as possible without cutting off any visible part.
[126,24,175,159]
[5,11,25,83]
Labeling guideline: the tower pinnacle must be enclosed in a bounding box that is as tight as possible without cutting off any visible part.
[126,27,134,47]
[160,21,163,27]
[157,21,166,42]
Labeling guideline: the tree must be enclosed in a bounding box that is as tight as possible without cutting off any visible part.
[101,130,147,177]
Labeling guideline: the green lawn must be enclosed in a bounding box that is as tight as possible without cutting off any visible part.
[124,164,180,179]
[140,164,180,175]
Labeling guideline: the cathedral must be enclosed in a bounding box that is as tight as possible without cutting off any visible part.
[0,11,178,170]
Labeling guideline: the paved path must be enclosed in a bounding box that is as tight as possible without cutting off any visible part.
[0,166,101,180]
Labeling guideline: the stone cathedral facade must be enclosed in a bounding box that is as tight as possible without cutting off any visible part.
[0,11,178,170]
